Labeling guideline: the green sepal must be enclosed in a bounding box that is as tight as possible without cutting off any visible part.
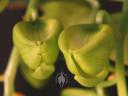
[20,62,48,88]
[30,63,55,80]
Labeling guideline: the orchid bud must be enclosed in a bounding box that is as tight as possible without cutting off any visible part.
[59,24,115,87]
[13,18,62,87]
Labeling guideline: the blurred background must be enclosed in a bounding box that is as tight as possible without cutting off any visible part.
[0,0,125,96]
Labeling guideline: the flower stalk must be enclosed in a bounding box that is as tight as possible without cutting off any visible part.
[115,0,128,96]
[96,86,106,96]
[24,0,40,21]
[4,47,20,96]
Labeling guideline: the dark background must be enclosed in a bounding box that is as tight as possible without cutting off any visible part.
[0,1,124,96]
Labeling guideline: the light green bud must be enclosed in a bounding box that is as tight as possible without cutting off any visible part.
[13,18,63,88]
[59,24,115,87]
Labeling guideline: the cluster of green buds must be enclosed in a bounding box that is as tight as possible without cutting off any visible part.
[12,0,104,88]
[1,0,128,96]
[12,0,115,89]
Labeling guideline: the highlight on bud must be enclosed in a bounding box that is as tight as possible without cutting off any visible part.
[61,88,97,96]
[13,18,63,88]
[58,24,115,87]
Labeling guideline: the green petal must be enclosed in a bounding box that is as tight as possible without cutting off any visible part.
[59,24,100,52]
[63,53,79,75]
[31,63,55,80]
[74,68,108,87]
[20,63,48,88]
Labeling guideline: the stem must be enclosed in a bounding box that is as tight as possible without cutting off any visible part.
[24,0,39,21]
[123,0,128,12]
[115,1,128,96]
[95,2,128,96]
[120,0,128,37]
[96,86,106,96]
[115,39,127,96]
[4,47,20,96]
[87,0,99,10]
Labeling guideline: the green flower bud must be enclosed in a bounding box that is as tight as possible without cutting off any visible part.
[59,24,115,87]
[13,18,62,87]
[61,88,97,96]
[41,0,99,28]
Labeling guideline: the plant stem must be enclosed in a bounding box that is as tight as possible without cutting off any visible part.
[115,39,127,96]
[120,0,128,37]
[123,0,128,12]
[115,0,128,96]
[96,86,106,96]
[87,0,99,10]
[24,0,39,21]
[4,47,20,96]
